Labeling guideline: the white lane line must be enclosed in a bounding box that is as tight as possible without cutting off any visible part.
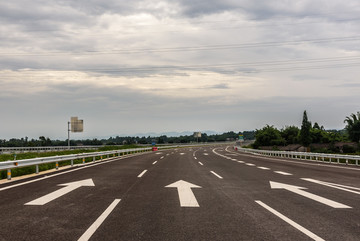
[166,154,170,156]
[180,153,185,155]
[203,153,209,156]
[258,167,270,170]
[78,199,121,241]
[231,159,237,161]
[237,161,244,163]
[194,157,197,160]
[246,163,256,166]
[210,171,223,179]
[255,201,325,241]
[274,171,293,176]
[301,178,360,195]
[137,170,147,178]
[152,161,157,165]
[160,156,164,159]
[198,162,204,166]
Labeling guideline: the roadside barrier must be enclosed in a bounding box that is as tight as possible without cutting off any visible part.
[234,146,360,166]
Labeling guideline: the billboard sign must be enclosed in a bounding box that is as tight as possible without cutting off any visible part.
[71,117,84,132]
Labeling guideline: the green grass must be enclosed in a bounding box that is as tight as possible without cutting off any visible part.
[0,144,147,180]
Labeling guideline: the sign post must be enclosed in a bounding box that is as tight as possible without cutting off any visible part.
[68,117,84,149]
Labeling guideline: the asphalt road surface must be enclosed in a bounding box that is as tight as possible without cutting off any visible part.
[0,145,359,241]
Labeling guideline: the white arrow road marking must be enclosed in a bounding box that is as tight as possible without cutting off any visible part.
[255,201,325,241]
[301,178,360,195]
[25,179,95,206]
[165,180,201,207]
[78,199,121,241]
[270,181,351,208]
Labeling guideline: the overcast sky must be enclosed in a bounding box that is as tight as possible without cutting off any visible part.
[1,0,360,139]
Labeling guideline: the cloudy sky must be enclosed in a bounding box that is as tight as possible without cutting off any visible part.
[1,0,360,139]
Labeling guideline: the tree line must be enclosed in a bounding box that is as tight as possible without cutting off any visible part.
[0,131,255,147]
[253,111,360,152]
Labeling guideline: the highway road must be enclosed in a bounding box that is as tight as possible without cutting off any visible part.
[0,145,359,241]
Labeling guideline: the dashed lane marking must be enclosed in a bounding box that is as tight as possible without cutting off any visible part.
[274,171,292,176]
[258,167,270,170]
[152,161,157,165]
[198,162,204,166]
[210,171,223,179]
[255,201,325,241]
[137,170,147,178]
[246,163,256,166]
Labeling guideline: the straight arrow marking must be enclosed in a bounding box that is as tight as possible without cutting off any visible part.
[270,181,351,209]
[165,180,201,207]
[25,179,95,206]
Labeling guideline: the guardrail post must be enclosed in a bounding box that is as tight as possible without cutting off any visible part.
[107,154,109,159]
[337,158,340,164]
[56,162,59,170]
[36,165,39,174]
[356,159,358,166]
[7,169,11,180]
[83,158,85,164]
[93,156,95,162]
[346,159,348,165]
[71,160,74,166]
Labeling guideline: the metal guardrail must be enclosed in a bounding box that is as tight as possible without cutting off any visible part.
[0,147,152,180]
[234,146,360,166]
[0,143,226,180]
[0,146,105,154]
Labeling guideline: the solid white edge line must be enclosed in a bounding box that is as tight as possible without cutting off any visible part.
[255,200,325,241]
[198,162,204,166]
[210,171,223,179]
[137,170,147,178]
[78,199,121,241]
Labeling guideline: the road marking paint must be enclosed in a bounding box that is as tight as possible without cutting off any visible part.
[0,154,140,192]
[160,156,164,159]
[231,159,237,161]
[258,167,270,170]
[25,179,95,206]
[301,178,360,195]
[152,161,157,165]
[194,157,197,160]
[198,162,204,166]
[274,171,292,176]
[165,180,201,207]
[155,152,162,155]
[137,170,147,178]
[270,181,351,208]
[246,163,255,166]
[166,154,170,156]
[210,171,223,179]
[237,161,244,163]
[180,153,185,155]
[78,199,121,241]
[203,153,209,155]
[255,201,325,241]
